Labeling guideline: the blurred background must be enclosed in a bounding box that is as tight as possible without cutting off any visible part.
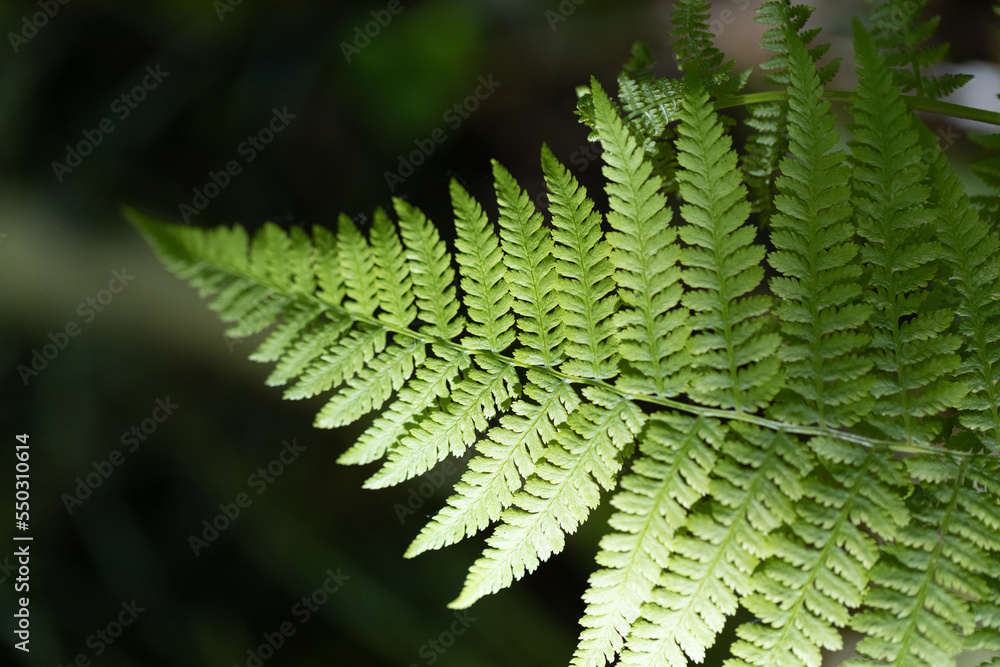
[1,1,998,666]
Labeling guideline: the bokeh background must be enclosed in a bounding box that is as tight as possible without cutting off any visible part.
[2,1,999,666]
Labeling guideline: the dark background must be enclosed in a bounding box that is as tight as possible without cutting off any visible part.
[1,1,998,666]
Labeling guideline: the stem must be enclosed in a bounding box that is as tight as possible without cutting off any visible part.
[629,89,1000,128]
[278,279,986,461]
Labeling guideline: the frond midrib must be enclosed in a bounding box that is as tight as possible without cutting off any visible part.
[189,235,991,461]
[623,89,1000,129]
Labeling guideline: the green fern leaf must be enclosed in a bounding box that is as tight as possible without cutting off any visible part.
[969,132,1000,228]
[406,370,579,557]
[394,198,464,340]
[849,19,965,444]
[128,8,1000,664]
[754,1,839,88]
[365,354,519,489]
[965,523,1000,657]
[675,80,782,411]
[590,78,691,398]
[847,455,1000,667]
[314,337,425,429]
[621,424,811,666]
[338,346,469,465]
[864,0,972,99]
[542,144,620,381]
[572,413,722,667]
[451,386,643,610]
[248,302,325,363]
[729,436,910,667]
[405,149,617,557]
[264,315,351,388]
[370,207,417,328]
[617,73,684,143]
[494,159,565,367]
[923,126,1000,452]
[669,0,749,99]
[742,1,840,225]
[721,33,897,666]
[766,28,872,428]
[311,223,345,305]
[283,323,385,400]
[336,214,380,318]
[451,179,515,354]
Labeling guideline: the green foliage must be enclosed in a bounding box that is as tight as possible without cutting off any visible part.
[668,0,749,99]
[129,2,1000,666]
[767,29,870,429]
[741,0,840,225]
[864,0,972,99]
[849,20,965,445]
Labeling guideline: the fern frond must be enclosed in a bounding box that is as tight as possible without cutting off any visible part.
[217,286,292,339]
[129,8,1000,665]
[621,424,811,666]
[311,224,345,304]
[314,337,425,429]
[767,28,872,428]
[612,41,684,196]
[248,302,324,363]
[336,214,380,318]
[406,147,620,557]
[846,455,1000,667]
[542,144,620,381]
[965,547,1000,657]
[591,78,691,398]
[741,101,786,224]
[365,353,519,488]
[742,1,839,225]
[338,346,469,465]
[669,0,749,99]
[618,73,684,143]
[451,387,643,610]
[572,413,722,667]
[370,207,417,328]
[450,179,515,354]
[969,132,1000,228]
[730,437,910,667]
[755,1,839,88]
[675,81,782,412]
[283,323,385,400]
[406,370,578,558]
[394,199,464,340]
[303,212,424,427]
[494,160,565,368]
[924,127,1000,452]
[849,20,965,444]
[616,72,682,195]
[864,0,972,99]
[264,315,351,388]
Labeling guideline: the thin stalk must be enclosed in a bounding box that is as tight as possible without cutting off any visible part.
[627,89,1000,128]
